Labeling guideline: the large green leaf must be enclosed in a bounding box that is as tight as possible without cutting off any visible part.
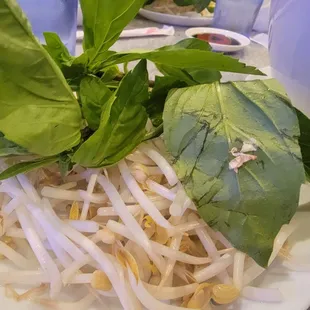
[80,76,113,130]
[72,60,149,167]
[163,80,305,266]
[80,0,145,64]
[101,46,262,76]
[0,0,82,156]
[0,133,28,156]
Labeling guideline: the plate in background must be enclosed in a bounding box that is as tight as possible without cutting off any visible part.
[139,8,213,27]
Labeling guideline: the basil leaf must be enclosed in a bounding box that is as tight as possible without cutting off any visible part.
[63,53,89,89]
[0,133,28,156]
[156,65,198,86]
[158,38,212,51]
[43,33,89,88]
[184,68,222,84]
[59,153,74,178]
[156,39,222,85]
[43,32,72,67]
[80,76,113,130]
[145,76,186,127]
[73,60,149,167]
[0,0,82,156]
[101,66,120,83]
[0,157,58,180]
[101,46,262,76]
[163,80,305,266]
[80,0,145,64]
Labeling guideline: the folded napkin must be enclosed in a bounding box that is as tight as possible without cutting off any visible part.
[76,26,175,41]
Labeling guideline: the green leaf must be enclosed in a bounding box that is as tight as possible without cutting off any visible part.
[144,124,164,141]
[101,66,120,83]
[0,157,58,180]
[262,79,310,181]
[145,76,187,127]
[58,153,74,178]
[43,32,72,67]
[101,42,262,76]
[73,60,149,167]
[163,80,305,266]
[158,38,212,51]
[80,76,113,130]
[156,39,222,85]
[43,33,89,88]
[156,65,198,86]
[0,0,82,156]
[296,110,310,181]
[184,68,222,84]
[0,133,28,156]
[63,53,89,88]
[80,0,145,64]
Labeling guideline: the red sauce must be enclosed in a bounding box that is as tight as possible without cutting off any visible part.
[194,33,240,46]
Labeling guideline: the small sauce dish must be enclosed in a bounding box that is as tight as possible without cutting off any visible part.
[185,27,251,52]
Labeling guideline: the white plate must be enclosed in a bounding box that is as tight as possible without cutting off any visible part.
[1,185,310,310]
[185,27,251,53]
[139,8,213,27]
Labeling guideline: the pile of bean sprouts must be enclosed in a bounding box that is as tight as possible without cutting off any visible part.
[0,139,305,310]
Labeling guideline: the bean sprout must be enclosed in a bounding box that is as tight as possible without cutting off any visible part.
[0,141,302,309]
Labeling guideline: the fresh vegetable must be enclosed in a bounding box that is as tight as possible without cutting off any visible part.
[72,60,149,167]
[79,77,113,131]
[0,134,28,157]
[144,76,187,128]
[0,0,309,268]
[0,0,82,157]
[80,0,146,64]
[0,0,261,170]
[0,157,58,180]
[163,80,305,266]
[262,79,310,181]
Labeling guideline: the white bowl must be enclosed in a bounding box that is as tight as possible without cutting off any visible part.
[185,27,251,53]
